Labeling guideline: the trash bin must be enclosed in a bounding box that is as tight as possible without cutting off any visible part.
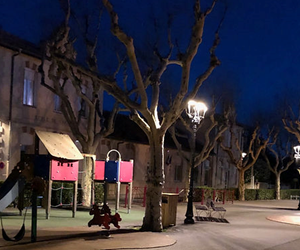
[162,193,178,228]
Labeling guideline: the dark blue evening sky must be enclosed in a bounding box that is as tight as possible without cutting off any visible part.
[1,0,300,125]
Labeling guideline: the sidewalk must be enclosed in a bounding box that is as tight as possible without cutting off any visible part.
[230,199,300,226]
[1,200,300,249]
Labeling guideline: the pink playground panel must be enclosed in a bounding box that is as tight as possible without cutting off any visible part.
[95,160,133,182]
[51,160,79,181]
[95,161,105,181]
[119,161,133,182]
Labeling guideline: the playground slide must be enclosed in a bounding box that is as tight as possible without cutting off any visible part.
[0,169,26,212]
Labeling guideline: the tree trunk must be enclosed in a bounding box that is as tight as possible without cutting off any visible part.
[81,156,93,207]
[238,169,245,201]
[141,133,164,232]
[275,174,281,200]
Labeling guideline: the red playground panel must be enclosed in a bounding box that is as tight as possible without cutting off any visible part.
[51,160,79,181]
[95,161,105,181]
[119,161,133,182]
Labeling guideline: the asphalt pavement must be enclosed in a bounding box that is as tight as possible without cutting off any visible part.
[1,199,300,250]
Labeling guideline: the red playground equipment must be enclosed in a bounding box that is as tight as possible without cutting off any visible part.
[94,149,134,213]
[88,203,122,229]
[34,130,83,219]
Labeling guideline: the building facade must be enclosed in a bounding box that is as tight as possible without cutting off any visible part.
[0,30,243,200]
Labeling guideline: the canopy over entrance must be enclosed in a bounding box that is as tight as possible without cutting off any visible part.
[35,130,83,160]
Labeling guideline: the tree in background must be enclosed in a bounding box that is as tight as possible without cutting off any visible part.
[282,110,300,143]
[282,109,300,192]
[42,0,225,231]
[220,111,272,201]
[244,158,272,185]
[261,132,294,200]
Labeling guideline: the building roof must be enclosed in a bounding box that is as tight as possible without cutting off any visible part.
[104,112,149,145]
[0,29,41,58]
[105,112,209,152]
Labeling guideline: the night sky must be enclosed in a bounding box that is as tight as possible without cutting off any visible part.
[1,0,300,125]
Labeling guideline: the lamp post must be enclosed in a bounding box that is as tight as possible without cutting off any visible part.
[293,146,300,210]
[184,100,207,224]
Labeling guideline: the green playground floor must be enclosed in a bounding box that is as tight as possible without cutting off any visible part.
[0,204,145,229]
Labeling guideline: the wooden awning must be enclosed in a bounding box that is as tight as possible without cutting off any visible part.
[35,130,83,160]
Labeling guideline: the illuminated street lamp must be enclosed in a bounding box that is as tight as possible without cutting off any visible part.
[293,145,300,210]
[184,100,207,224]
[294,146,300,160]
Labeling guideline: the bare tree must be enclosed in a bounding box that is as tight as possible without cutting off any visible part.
[42,0,225,231]
[262,133,294,200]
[39,1,119,207]
[169,103,228,200]
[282,108,300,143]
[220,113,272,201]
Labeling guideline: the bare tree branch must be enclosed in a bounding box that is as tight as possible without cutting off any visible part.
[168,125,189,163]
[102,0,148,109]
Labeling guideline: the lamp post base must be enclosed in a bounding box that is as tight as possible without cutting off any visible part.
[184,216,195,224]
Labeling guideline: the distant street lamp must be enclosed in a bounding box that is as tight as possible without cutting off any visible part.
[184,100,207,224]
[293,146,300,210]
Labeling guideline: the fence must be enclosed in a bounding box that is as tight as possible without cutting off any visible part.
[198,189,235,205]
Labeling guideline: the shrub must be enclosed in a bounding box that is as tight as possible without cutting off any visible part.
[280,189,300,200]
[257,189,275,200]
[245,189,257,200]
[229,188,238,200]
[94,183,104,204]
[244,189,275,200]
[193,187,236,202]
[193,186,213,202]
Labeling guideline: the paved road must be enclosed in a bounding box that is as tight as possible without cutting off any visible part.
[1,200,300,249]
[160,200,300,250]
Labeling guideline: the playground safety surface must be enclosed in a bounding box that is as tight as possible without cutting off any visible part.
[0,205,177,249]
[2,201,300,249]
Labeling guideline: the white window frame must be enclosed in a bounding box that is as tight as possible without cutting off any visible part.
[23,68,35,106]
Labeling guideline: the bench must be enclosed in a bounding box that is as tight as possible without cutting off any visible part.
[195,200,227,220]
[194,204,211,218]
[210,202,226,219]
[290,195,299,200]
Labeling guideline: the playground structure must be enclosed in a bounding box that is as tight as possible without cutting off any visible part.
[0,130,134,242]
[93,149,134,213]
[0,130,83,242]
[32,130,83,220]
[51,149,134,213]
[34,155,80,219]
